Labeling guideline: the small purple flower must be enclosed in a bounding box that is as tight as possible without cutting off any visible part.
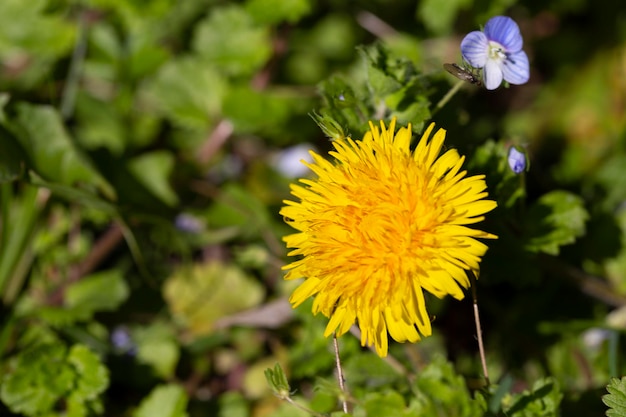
[111,326,137,355]
[461,16,529,90]
[508,147,526,174]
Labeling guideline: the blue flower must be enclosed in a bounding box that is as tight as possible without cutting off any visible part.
[461,16,529,90]
[507,146,526,174]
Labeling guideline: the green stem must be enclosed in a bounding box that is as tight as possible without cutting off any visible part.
[432,80,465,116]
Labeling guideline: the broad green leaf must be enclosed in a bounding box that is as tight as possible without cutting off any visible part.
[417,0,472,35]
[133,384,189,417]
[127,151,179,207]
[524,190,589,255]
[133,322,180,379]
[360,45,403,97]
[0,0,74,67]
[204,183,272,239]
[222,86,298,135]
[147,56,225,130]
[65,270,130,319]
[604,377,626,417]
[73,92,127,155]
[245,0,312,25]
[217,392,249,417]
[67,344,109,401]
[0,344,72,416]
[192,5,272,76]
[163,261,264,337]
[12,103,116,199]
[0,343,107,417]
[384,89,430,133]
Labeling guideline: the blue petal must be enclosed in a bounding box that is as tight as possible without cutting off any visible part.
[460,31,488,68]
[508,147,526,174]
[502,50,529,85]
[483,60,503,90]
[484,16,523,52]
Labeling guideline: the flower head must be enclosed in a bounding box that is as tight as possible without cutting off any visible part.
[507,146,526,174]
[461,16,529,90]
[281,119,497,357]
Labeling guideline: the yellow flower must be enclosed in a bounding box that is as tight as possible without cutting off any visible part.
[281,119,497,357]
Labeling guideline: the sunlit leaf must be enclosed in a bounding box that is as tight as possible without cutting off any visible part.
[133,322,180,379]
[163,261,265,337]
[67,344,109,401]
[245,0,312,25]
[604,377,626,417]
[0,343,109,417]
[192,5,272,76]
[133,384,188,417]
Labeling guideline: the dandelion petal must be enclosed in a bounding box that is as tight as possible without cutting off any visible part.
[502,50,530,85]
[483,60,503,90]
[484,16,523,51]
[460,31,488,68]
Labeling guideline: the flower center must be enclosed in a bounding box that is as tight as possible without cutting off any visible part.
[488,41,507,62]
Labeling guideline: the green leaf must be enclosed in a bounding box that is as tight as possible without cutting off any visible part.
[217,392,249,417]
[504,377,562,417]
[417,0,472,35]
[133,322,180,379]
[204,183,272,239]
[264,363,291,399]
[410,355,485,416]
[163,261,265,337]
[65,269,130,319]
[127,151,179,207]
[0,344,72,416]
[604,377,626,417]
[12,103,116,200]
[66,344,109,401]
[222,85,298,135]
[524,190,589,255]
[0,0,74,87]
[355,391,415,417]
[193,5,272,76]
[147,55,225,130]
[133,384,189,417]
[0,343,109,417]
[360,45,403,97]
[245,0,312,25]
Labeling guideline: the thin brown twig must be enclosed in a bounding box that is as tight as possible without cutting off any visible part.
[69,222,125,280]
[197,119,234,164]
[333,333,349,414]
[470,271,490,386]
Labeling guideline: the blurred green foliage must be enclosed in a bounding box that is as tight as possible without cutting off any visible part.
[0,0,625,415]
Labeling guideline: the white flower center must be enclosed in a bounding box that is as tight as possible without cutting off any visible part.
[488,41,507,62]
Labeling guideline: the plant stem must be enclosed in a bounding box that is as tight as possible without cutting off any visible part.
[471,271,490,386]
[432,80,465,116]
[333,333,349,414]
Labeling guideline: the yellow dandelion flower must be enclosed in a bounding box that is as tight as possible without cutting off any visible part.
[280,119,497,357]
